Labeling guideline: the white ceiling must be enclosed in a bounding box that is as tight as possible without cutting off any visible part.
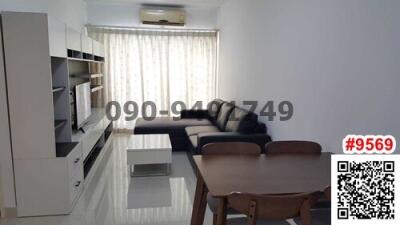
[85,0,225,7]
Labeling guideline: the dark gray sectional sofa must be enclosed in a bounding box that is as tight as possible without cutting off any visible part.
[134,99,271,154]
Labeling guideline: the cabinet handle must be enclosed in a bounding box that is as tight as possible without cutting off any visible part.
[74,158,80,164]
[75,181,81,187]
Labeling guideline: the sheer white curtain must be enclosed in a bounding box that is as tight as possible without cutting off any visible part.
[88,27,218,131]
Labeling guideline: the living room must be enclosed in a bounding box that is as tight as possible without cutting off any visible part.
[0,0,399,225]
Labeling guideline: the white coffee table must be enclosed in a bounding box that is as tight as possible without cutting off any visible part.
[126,134,172,177]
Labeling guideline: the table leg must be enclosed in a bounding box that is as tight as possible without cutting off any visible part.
[216,198,227,225]
[191,172,208,225]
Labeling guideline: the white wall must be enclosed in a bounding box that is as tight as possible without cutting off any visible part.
[0,169,3,213]
[0,27,15,211]
[0,0,87,31]
[87,2,218,29]
[218,0,400,153]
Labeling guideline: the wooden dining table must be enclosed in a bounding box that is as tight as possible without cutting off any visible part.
[190,153,331,225]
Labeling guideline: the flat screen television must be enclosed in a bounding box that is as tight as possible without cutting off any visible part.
[75,82,91,129]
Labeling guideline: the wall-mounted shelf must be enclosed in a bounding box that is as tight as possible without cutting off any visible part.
[67,49,82,59]
[82,53,94,60]
[90,73,103,79]
[68,57,92,62]
[54,120,67,130]
[94,56,105,63]
[52,86,65,93]
[68,57,104,64]
[70,73,103,79]
[91,85,103,93]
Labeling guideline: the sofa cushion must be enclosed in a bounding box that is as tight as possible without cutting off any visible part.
[185,126,220,136]
[134,117,212,137]
[180,109,208,119]
[225,107,258,133]
[254,122,267,134]
[215,103,235,130]
[207,99,225,120]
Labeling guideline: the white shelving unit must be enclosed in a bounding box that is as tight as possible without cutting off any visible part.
[1,11,112,217]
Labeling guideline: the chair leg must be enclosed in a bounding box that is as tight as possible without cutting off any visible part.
[213,213,217,225]
[217,198,227,225]
[300,198,311,225]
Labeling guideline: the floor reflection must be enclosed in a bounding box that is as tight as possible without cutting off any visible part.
[0,134,213,225]
[127,177,172,209]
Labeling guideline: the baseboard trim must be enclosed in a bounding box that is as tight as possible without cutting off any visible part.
[1,207,17,218]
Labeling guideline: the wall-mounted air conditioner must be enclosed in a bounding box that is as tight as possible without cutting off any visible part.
[140,9,186,26]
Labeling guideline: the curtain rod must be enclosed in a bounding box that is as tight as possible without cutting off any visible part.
[86,24,219,32]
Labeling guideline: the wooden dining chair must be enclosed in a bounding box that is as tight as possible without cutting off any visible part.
[202,142,262,155]
[265,141,322,154]
[265,141,328,213]
[294,187,331,225]
[202,142,262,225]
[309,185,332,211]
[225,192,313,225]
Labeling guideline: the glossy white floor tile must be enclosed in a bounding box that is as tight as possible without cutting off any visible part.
[0,134,213,225]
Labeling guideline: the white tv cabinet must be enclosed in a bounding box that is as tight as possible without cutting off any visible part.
[1,12,111,217]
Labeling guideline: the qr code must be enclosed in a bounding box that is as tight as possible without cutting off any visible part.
[337,161,395,219]
[333,155,400,225]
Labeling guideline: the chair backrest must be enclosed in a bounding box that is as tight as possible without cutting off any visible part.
[228,192,313,225]
[265,141,322,154]
[202,142,262,155]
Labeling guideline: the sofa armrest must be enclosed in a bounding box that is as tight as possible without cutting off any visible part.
[180,109,209,119]
[197,132,271,153]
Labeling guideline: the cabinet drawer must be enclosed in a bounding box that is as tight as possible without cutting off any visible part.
[82,120,104,160]
[92,40,104,57]
[66,28,81,51]
[48,16,66,57]
[69,169,83,204]
[67,143,83,178]
[81,35,93,54]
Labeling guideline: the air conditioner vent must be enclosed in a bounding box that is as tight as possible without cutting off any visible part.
[140,9,186,26]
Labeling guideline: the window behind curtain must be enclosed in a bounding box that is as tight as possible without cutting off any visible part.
[88,27,218,131]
